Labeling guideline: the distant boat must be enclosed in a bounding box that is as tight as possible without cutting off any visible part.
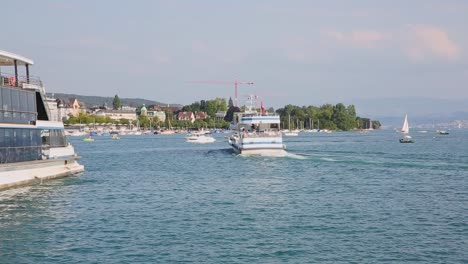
[186,134,216,143]
[436,130,449,135]
[401,114,409,134]
[83,136,95,142]
[399,114,414,143]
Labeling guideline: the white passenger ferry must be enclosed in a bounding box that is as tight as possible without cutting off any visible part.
[228,97,286,155]
[0,50,84,190]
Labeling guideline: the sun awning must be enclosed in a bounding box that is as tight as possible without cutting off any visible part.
[0,50,34,66]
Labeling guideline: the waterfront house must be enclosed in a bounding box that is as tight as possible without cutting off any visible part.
[147,110,166,122]
[215,111,226,122]
[151,104,183,114]
[178,112,195,123]
[94,109,137,121]
[56,98,85,118]
[195,112,208,120]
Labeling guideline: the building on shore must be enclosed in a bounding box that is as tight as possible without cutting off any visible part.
[94,109,137,121]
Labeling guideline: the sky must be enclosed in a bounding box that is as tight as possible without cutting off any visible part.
[2,1,468,113]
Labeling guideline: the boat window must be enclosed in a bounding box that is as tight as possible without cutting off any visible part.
[0,88,2,122]
[27,91,36,119]
[0,128,43,163]
[2,88,11,122]
[11,90,18,121]
[0,129,4,148]
[41,129,50,145]
[22,129,29,147]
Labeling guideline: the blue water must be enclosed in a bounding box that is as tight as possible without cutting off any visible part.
[1,130,467,263]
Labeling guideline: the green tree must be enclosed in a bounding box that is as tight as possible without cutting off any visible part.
[112,94,122,110]
[224,106,241,122]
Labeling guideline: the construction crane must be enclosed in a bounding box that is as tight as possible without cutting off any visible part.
[188,80,254,107]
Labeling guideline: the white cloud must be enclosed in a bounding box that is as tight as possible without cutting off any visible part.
[406,25,461,61]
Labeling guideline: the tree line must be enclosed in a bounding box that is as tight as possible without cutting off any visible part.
[274,103,380,130]
[65,95,380,130]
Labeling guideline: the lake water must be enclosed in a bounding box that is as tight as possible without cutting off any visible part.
[1,130,467,263]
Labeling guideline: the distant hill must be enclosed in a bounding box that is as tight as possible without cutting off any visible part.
[341,97,468,127]
[46,93,179,108]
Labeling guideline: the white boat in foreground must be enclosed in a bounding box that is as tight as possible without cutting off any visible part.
[0,50,84,190]
[228,97,285,155]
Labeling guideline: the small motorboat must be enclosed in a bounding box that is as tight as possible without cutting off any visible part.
[399,135,414,143]
[436,130,449,135]
[186,134,216,143]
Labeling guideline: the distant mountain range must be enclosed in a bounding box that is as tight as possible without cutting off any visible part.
[346,97,468,128]
[46,93,179,108]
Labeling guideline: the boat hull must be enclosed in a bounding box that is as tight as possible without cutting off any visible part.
[0,158,84,190]
[399,139,414,143]
[229,137,286,155]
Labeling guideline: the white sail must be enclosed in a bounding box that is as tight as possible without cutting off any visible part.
[401,114,409,134]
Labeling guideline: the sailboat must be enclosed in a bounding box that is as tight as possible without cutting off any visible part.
[399,114,414,143]
[158,116,175,135]
[284,114,298,136]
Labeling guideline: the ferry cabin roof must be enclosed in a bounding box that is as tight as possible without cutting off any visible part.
[0,50,50,122]
[0,50,34,88]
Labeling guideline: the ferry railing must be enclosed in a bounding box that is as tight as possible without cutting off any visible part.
[241,130,282,138]
[0,73,43,88]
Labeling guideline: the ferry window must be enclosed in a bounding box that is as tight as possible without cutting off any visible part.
[0,90,2,122]
[19,91,27,113]
[0,129,5,147]
[12,129,17,147]
[11,89,19,111]
[29,92,37,121]
[22,129,29,147]
[30,130,39,146]
[0,148,5,163]
[15,129,22,147]
[4,129,12,147]
[3,88,11,122]
[41,129,50,145]
[11,90,20,122]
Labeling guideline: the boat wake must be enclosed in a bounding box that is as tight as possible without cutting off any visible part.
[238,150,307,159]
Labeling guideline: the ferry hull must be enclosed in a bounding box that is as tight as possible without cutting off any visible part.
[229,140,286,156]
[0,158,84,190]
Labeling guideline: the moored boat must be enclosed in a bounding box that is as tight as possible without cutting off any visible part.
[0,50,84,190]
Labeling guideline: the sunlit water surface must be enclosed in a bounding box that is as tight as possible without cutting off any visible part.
[1,130,467,263]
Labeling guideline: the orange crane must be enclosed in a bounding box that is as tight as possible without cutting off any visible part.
[188,80,254,107]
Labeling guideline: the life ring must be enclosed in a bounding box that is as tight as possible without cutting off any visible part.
[9,76,16,86]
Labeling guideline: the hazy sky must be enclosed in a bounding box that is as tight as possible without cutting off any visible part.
[2,1,468,109]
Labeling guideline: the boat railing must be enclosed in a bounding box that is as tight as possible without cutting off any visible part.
[242,130,282,138]
[1,73,43,88]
